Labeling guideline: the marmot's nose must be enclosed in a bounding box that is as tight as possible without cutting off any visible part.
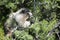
[30,20,35,24]
[30,17,35,24]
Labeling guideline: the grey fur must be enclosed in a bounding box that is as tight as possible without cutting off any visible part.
[4,8,33,37]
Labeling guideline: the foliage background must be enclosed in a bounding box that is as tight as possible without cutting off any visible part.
[0,0,60,40]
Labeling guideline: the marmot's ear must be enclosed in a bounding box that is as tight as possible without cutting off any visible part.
[20,8,30,13]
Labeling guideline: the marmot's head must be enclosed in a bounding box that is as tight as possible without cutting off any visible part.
[13,8,33,28]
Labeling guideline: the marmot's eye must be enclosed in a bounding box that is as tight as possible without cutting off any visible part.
[20,10,25,13]
[26,18,30,21]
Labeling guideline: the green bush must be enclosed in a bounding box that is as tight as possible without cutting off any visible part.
[0,0,60,40]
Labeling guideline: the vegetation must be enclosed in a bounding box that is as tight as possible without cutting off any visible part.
[0,0,60,40]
